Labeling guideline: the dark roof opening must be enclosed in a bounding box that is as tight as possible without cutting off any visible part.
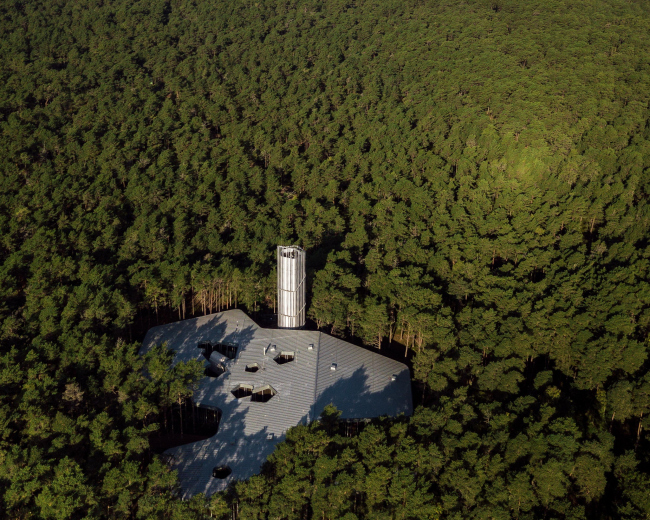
[245,363,259,373]
[198,341,213,360]
[198,341,238,360]
[212,466,232,479]
[231,384,253,399]
[252,385,277,403]
[274,351,295,365]
[216,343,238,360]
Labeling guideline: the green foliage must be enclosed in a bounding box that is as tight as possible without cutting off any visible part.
[1,0,650,517]
[227,411,441,520]
[0,335,206,517]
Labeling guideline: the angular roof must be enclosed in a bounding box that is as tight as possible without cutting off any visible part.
[140,309,413,498]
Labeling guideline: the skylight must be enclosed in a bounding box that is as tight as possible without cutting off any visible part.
[212,466,232,479]
[252,385,277,403]
[231,383,253,399]
[274,351,295,364]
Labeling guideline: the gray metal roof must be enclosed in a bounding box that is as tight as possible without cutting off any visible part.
[140,309,413,498]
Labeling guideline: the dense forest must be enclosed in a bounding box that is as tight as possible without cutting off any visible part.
[1,0,650,518]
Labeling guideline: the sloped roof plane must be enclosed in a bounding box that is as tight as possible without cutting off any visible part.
[140,309,413,498]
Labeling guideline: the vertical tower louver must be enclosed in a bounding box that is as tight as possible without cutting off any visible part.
[277,245,306,328]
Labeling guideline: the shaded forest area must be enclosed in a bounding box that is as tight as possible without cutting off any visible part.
[1,0,650,518]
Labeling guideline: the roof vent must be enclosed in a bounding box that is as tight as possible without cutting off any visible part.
[331,363,337,371]
[266,433,274,441]
[308,343,314,350]
[245,363,260,373]
[391,374,397,381]
[231,383,253,399]
[274,351,295,365]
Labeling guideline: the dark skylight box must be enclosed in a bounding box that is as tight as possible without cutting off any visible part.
[274,351,295,364]
[231,383,253,399]
[245,363,260,372]
[252,385,277,403]
[214,343,238,360]
[199,341,214,360]
[200,341,239,360]
[212,466,232,479]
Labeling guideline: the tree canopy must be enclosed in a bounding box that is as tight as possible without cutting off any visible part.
[1,0,650,518]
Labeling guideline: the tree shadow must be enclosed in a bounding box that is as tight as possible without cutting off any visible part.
[164,405,283,498]
[166,363,411,498]
[139,309,258,367]
[312,365,412,420]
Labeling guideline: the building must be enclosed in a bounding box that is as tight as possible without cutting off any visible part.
[140,309,413,498]
[277,245,306,328]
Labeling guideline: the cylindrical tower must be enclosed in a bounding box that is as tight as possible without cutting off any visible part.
[277,245,306,328]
